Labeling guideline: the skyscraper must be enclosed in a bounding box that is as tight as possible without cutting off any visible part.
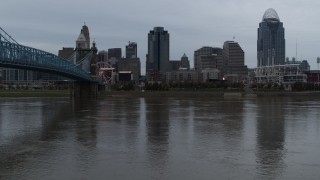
[126,42,137,59]
[194,47,222,71]
[97,51,108,62]
[146,27,170,80]
[257,8,285,67]
[108,48,122,60]
[180,54,190,70]
[223,41,247,75]
[76,24,90,49]
[118,42,141,83]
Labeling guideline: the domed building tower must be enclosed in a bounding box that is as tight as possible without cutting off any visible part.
[257,8,285,67]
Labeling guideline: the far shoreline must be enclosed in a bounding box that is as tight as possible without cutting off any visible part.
[101,90,320,98]
[1,89,320,98]
[0,90,70,97]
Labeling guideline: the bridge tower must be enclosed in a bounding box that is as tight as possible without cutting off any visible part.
[73,25,99,98]
[90,41,98,78]
[74,27,98,78]
[75,25,91,62]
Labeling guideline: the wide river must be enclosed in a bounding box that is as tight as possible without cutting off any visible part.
[0,96,320,179]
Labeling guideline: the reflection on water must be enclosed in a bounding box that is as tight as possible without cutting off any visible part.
[255,98,286,178]
[145,98,170,179]
[0,97,72,177]
[1,96,320,179]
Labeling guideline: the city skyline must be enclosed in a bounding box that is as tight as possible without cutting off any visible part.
[1,0,320,72]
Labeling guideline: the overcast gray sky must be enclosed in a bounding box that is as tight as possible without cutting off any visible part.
[1,0,320,73]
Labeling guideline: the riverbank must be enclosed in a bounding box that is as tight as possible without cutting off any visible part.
[101,90,320,98]
[1,89,320,98]
[0,90,70,97]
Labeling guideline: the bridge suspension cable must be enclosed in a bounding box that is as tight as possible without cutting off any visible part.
[66,51,77,64]
[76,51,93,64]
[0,27,19,45]
[76,51,93,73]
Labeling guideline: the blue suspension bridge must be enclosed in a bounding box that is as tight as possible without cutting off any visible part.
[0,27,93,81]
[0,27,99,97]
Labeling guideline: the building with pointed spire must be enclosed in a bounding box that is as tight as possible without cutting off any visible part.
[76,24,90,49]
[169,54,191,71]
[180,53,190,70]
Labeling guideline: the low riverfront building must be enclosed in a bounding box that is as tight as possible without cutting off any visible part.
[255,64,307,84]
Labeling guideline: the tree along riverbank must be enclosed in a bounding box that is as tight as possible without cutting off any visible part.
[104,81,320,98]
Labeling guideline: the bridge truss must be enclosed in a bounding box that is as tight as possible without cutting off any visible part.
[0,27,92,81]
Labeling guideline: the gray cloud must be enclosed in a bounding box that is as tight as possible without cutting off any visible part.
[1,0,320,73]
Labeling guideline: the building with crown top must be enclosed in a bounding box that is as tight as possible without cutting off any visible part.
[255,9,307,84]
[257,8,285,67]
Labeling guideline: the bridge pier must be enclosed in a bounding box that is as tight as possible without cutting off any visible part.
[73,81,98,98]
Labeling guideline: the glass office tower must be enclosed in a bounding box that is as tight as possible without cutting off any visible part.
[146,27,170,79]
[257,8,285,67]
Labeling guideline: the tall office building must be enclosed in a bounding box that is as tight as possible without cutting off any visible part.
[118,58,141,83]
[126,42,137,58]
[58,47,74,59]
[108,48,122,60]
[97,51,108,62]
[257,8,285,67]
[194,47,222,71]
[118,42,141,83]
[76,24,90,49]
[223,41,247,75]
[180,54,190,70]
[146,27,170,80]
